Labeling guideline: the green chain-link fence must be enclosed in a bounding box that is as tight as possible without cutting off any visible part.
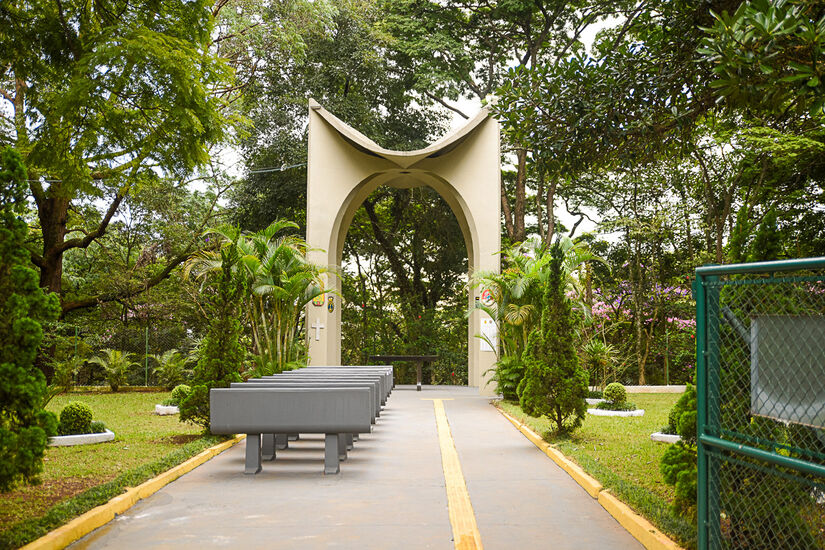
[52,319,197,388]
[694,258,825,549]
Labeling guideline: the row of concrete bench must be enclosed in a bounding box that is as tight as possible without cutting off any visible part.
[210,365,393,475]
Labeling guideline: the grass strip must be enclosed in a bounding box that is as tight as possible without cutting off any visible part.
[498,401,697,549]
[0,434,226,550]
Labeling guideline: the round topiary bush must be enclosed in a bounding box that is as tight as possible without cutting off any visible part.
[170,384,192,406]
[603,382,627,406]
[59,402,93,435]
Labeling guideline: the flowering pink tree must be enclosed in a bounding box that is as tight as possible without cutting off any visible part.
[581,281,695,385]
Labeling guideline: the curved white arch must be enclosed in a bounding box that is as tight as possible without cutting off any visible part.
[309,99,493,169]
[305,100,500,393]
[328,170,476,270]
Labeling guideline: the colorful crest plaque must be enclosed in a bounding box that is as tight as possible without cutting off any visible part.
[480,288,495,307]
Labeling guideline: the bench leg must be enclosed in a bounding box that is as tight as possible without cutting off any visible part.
[346,433,354,450]
[275,433,288,450]
[353,434,359,441]
[324,434,340,474]
[288,433,299,441]
[337,433,348,461]
[245,434,262,475]
[261,433,276,461]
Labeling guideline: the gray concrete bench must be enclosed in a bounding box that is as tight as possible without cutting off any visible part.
[270,372,390,404]
[233,380,377,454]
[234,379,379,452]
[303,365,394,389]
[210,387,372,475]
[272,373,388,403]
[251,371,389,450]
[236,380,380,420]
[303,365,394,391]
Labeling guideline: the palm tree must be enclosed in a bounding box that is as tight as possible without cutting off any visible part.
[582,339,618,390]
[43,355,85,406]
[184,220,328,375]
[151,349,190,390]
[471,236,604,396]
[88,349,138,392]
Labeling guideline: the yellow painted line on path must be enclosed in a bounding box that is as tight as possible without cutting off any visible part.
[424,398,483,550]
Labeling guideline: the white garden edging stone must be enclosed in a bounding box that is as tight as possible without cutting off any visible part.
[155,404,179,415]
[650,432,681,443]
[49,429,115,447]
[586,398,605,405]
[587,408,645,417]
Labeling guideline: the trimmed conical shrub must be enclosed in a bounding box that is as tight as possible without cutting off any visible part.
[517,242,587,434]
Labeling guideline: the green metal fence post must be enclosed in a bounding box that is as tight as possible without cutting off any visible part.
[705,274,721,547]
[695,268,722,549]
[694,272,709,550]
[74,326,78,359]
[145,326,149,386]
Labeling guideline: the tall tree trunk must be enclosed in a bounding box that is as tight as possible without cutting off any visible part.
[704,220,712,257]
[678,187,694,261]
[514,148,527,243]
[545,176,558,246]
[38,195,70,295]
[501,182,515,240]
[633,239,646,385]
[536,169,545,243]
[354,252,370,362]
[630,182,646,385]
[363,199,421,333]
[714,189,733,264]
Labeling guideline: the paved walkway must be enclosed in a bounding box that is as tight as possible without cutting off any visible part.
[71,386,641,549]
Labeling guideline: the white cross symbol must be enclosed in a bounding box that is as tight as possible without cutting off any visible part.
[311,319,325,341]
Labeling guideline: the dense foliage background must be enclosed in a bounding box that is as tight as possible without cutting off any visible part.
[1,0,824,485]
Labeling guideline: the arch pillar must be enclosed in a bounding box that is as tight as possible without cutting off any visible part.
[305,99,500,395]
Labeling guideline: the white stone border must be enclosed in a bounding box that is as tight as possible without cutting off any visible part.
[650,432,681,444]
[155,404,180,415]
[587,408,645,417]
[49,429,115,447]
[586,398,605,405]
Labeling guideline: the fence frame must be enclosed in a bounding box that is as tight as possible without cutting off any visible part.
[693,257,825,549]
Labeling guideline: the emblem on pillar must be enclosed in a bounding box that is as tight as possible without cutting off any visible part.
[327,296,335,313]
[312,281,325,307]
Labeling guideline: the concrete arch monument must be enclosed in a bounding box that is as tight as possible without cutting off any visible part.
[305,99,500,394]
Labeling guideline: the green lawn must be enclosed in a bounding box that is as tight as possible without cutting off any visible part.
[498,393,697,549]
[0,392,221,549]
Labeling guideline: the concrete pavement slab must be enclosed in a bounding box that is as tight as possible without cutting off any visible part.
[68,386,641,549]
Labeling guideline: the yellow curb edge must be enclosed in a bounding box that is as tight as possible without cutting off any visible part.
[494,405,683,550]
[21,434,245,550]
[599,490,682,550]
